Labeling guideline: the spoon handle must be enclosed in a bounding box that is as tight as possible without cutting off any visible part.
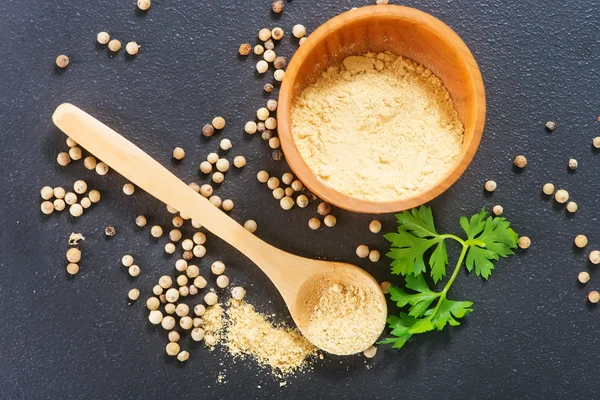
[52,103,274,269]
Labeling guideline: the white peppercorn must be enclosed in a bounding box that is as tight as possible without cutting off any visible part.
[216,275,230,288]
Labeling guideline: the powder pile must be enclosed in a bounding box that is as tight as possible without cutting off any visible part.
[223,300,317,376]
[292,52,465,202]
[203,303,224,348]
[306,283,384,355]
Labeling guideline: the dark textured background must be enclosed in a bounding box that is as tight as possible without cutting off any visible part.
[1,0,599,399]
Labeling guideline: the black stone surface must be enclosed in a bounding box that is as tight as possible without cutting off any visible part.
[1,0,599,399]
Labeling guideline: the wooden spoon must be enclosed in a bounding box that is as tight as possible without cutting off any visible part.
[52,103,387,355]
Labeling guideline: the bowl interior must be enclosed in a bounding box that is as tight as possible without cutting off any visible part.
[278,6,485,213]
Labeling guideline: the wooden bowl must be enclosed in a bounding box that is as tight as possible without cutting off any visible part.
[278,5,486,213]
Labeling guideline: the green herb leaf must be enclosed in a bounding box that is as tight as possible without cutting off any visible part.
[385,206,449,281]
[383,206,518,350]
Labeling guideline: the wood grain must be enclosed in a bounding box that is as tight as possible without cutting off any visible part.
[278,5,486,213]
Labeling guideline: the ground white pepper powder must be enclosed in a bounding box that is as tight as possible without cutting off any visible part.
[306,283,383,354]
[222,300,316,376]
[203,303,224,348]
[292,52,464,202]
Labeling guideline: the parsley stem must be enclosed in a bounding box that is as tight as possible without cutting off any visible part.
[440,234,466,246]
[431,243,469,313]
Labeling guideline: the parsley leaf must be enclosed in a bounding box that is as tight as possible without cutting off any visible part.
[382,205,518,350]
[385,206,449,283]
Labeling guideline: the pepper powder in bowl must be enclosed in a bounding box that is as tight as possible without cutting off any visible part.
[278,5,485,213]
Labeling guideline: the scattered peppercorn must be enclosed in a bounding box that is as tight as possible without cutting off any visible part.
[233,156,246,168]
[356,245,369,258]
[202,124,215,138]
[317,202,331,216]
[292,24,307,38]
[151,225,163,238]
[308,217,321,230]
[568,158,578,170]
[97,31,110,44]
[590,251,600,265]
[69,147,82,161]
[369,220,382,233]
[69,204,84,217]
[67,248,82,263]
[299,37,307,46]
[578,272,591,284]
[238,43,251,56]
[268,137,280,149]
[128,288,140,301]
[566,201,578,213]
[53,199,66,211]
[264,50,276,63]
[363,346,377,358]
[588,291,600,304]
[83,156,97,170]
[264,39,275,50]
[274,69,286,81]
[296,195,309,208]
[256,60,269,74]
[574,235,588,248]
[513,155,527,168]
[244,220,257,233]
[123,183,135,195]
[542,183,555,196]
[125,42,140,55]
[222,199,234,211]
[135,215,147,227]
[368,250,381,262]
[209,195,222,208]
[80,197,92,209]
[216,158,230,172]
[272,0,284,13]
[517,236,531,249]
[492,205,504,216]
[545,121,556,131]
[264,83,274,93]
[484,180,497,192]
[204,292,218,306]
[56,55,69,69]
[258,28,272,41]
[212,172,225,184]
[254,44,265,55]
[280,196,294,210]
[96,162,109,175]
[273,56,286,69]
[376,0,389,4]
[137,0,151,10]
[105,226,116,237]
[324,215,337,228]
[272,149,283,161]
[216,275,230,288]
[211,117,225,131]
[108,39,122,52]
[66,263,79,275]
[57,152,71,166]
[220,139,232,151]
[128,265,140,277]
[172,147,185,160]
[271,27,284,40]
[168,331,180,343]
[375,282,391,296]
[593,137,600,149]
[554,189,569,204]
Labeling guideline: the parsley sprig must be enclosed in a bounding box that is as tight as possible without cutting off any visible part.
[381,206,518,349]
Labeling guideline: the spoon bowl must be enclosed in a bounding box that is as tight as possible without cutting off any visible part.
[52,103,387,355]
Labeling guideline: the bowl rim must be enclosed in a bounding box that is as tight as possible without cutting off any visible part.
[277,5,486,214]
